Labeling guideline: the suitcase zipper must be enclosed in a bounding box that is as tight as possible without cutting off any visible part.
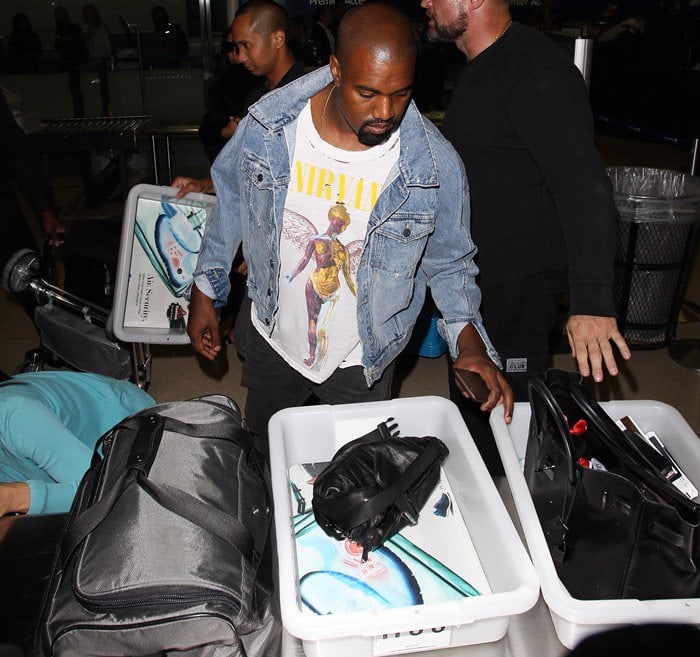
[73,585,241,614]
[53,610,238,647]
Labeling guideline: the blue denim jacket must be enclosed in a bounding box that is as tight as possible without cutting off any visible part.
[193,66,499,385]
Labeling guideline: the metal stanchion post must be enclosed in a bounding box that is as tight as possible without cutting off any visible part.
[166,135,173,183]
[151,134,160,185]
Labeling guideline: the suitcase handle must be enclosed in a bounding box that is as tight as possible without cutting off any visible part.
[61,414,258,567]
[137,477,255,561]
[128,414,164,475]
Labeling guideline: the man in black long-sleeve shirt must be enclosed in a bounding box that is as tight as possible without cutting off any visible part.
[422,0,631,473]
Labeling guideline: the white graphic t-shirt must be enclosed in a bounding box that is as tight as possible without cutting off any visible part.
[251,100,400,383]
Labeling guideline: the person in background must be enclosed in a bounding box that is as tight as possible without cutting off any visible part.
[226,0,306,133]
[527,0,563,33]
[0,371,155,516]
[54,6,88,116]
[54,6,88,64]
[82,4,112,115]
[0,89,65,324]
[83,4,111,60]
[187,3,513,445]
[150,5,189,68]
[307,5,335,65]
[172,0,304,197]
[422,0,630,474]
[8,12,43,72]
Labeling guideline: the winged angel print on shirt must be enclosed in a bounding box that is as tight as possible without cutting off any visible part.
[283,202,363,370]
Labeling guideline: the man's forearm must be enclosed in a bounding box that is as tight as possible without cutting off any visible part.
[456,322,490,360]
[452,323,514,420]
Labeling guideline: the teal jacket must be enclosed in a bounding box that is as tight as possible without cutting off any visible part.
[0,372,154,514]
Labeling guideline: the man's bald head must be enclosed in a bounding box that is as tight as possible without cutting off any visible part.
[235,0,289,39]
[335,3,416,68]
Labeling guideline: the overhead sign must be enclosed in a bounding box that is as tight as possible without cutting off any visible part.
[284,0,366,23]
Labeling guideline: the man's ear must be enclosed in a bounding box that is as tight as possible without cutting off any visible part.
[329,54,341,85]
[469,0,486,9]
[271,29,286,50]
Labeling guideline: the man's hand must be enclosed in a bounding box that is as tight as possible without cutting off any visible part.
[221,115,242,140]
[454,324,514,423]
[0,482,31,516]
[187,284,222,360]
[170,176,214,199]
[566,315,631,382]
[234,259,248,276]
[40,211,66,247]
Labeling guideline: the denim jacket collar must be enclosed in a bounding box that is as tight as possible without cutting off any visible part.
[248,65,439,189]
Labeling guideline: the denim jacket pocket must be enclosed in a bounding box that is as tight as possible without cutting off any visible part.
[242,152,275,231]
[242,152,275,189]
[371,214,434,274]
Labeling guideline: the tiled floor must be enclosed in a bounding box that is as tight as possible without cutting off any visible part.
[2,136,699,439]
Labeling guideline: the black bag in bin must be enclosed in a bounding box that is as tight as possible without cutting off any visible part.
[312,419,449,560]
[524,369,700,600]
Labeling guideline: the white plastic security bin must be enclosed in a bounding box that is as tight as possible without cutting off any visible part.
[490,400,700,650]
[269,396,539,657]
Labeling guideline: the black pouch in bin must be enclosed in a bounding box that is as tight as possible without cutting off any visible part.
[312,419,449,560]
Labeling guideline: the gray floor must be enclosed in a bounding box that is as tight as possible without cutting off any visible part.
[3,273,698,431]
[6,276,697,432]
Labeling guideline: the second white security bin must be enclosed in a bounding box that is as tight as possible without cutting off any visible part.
[490,400,700,650]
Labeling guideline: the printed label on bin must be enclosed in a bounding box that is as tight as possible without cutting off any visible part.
[373,627,452,655]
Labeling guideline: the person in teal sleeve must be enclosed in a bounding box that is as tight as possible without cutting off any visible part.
[0,371,155,516]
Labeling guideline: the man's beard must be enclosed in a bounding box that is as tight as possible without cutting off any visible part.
[428,5,468,42]
[357,119,398,147]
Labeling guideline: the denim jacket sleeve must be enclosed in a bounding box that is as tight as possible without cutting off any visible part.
[422,136,501,367]
[191,116,250,305]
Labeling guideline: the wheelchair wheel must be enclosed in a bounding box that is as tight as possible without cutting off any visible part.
[2,248,40,293]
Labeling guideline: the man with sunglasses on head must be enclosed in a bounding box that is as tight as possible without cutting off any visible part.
[421,0,631,474]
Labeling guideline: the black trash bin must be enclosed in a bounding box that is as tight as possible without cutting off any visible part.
[608,167,700,349]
